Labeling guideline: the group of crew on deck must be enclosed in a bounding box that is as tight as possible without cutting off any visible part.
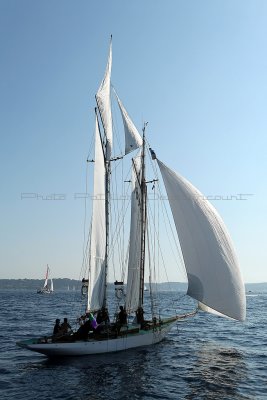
[53,317,72,336]
[52,306,145,341]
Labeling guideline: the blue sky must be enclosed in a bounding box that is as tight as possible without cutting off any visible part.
[0,0,266,282]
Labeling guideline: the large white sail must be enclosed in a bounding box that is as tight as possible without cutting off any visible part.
[125,153,142,312]
[87,116,106,311]
[157,160,246,321]
[114,90,142,155]
[95,38,112,160]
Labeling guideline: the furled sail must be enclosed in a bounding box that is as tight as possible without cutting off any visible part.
[87,116,106,311]
[125,153,142,312]
[157,160,246,321]
[114,90,142,155]
[95,38,112,160]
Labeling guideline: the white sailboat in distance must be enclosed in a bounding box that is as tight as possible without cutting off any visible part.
[18,38,246,357]
[37,265,53,294]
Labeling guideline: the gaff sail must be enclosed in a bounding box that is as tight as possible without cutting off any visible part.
[125,153,142,312]
[87,115,106,311]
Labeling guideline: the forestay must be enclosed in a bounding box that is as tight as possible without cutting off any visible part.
[157,160,246,321]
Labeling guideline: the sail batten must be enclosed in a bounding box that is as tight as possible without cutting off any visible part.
[157,159,246,322]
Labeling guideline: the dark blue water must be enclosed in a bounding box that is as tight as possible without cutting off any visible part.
[0,290,266,399]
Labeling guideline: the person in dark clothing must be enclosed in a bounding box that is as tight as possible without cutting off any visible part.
[136,307,144,325]
[60,317,72,334]
[118,306,127,325]
[75,318,93,340]
[53,319,61,335]
[96,307,110,324]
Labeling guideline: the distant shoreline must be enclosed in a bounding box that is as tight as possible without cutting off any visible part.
[0,279,266,292]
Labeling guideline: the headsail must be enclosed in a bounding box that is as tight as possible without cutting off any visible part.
[95,37,112,160]
[87,115,106,311]
[125,152,142,312]
[157,160,246,321]
[114,90,142,155]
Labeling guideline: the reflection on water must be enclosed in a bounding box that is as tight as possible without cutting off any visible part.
[185,344,250,400]
[24,349,151,400]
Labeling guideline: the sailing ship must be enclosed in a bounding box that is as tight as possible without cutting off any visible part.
[37,265,53,294]
[18,38,246,357]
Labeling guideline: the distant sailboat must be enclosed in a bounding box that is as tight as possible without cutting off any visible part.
[18,38,246,357]
[37,265,53,294]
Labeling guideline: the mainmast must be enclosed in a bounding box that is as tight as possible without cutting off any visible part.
[94,36,113,311]
[103,154,110,309]
[139,123,148,308]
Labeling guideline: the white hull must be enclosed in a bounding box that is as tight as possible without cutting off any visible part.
[17,318,178,357]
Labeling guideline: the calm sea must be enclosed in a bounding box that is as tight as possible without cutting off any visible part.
[0,289,266,400]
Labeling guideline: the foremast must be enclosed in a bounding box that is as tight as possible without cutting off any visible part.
[94,107,110,311]
[139,123,148,309]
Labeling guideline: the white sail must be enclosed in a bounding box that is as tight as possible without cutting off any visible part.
[87,116,106,311]
[50,279,53,292]
[43,265,49,288]
[198,302,234,319]
[95,38,112,160]
[157,160,246,321]
[125,153,142,312]
[114,90,142,155]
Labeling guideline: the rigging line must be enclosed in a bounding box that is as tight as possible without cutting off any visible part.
[115,160,125,275]
[146,221,157,319]
[147,199,176,291]
[145,138,186,278]
[148,150,186,277]
[82,160,90,270]
[146,198,159,292]
[146,214,161,319]
[110,159,125,279]
[145,139,160,178]
[107,186,131,277]
[157,183,187,280]
[110,87,123,156]
[121,152,125,279]
[158,195,186,278]
[80,221,91,278]
[108,185,131,261]
[86,124,96,162]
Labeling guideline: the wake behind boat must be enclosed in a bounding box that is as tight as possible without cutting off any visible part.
[18,38,246,357]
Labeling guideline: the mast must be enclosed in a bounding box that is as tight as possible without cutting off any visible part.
[104,156,110,308]
[139,123,148,308]
[94,36,112,310]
